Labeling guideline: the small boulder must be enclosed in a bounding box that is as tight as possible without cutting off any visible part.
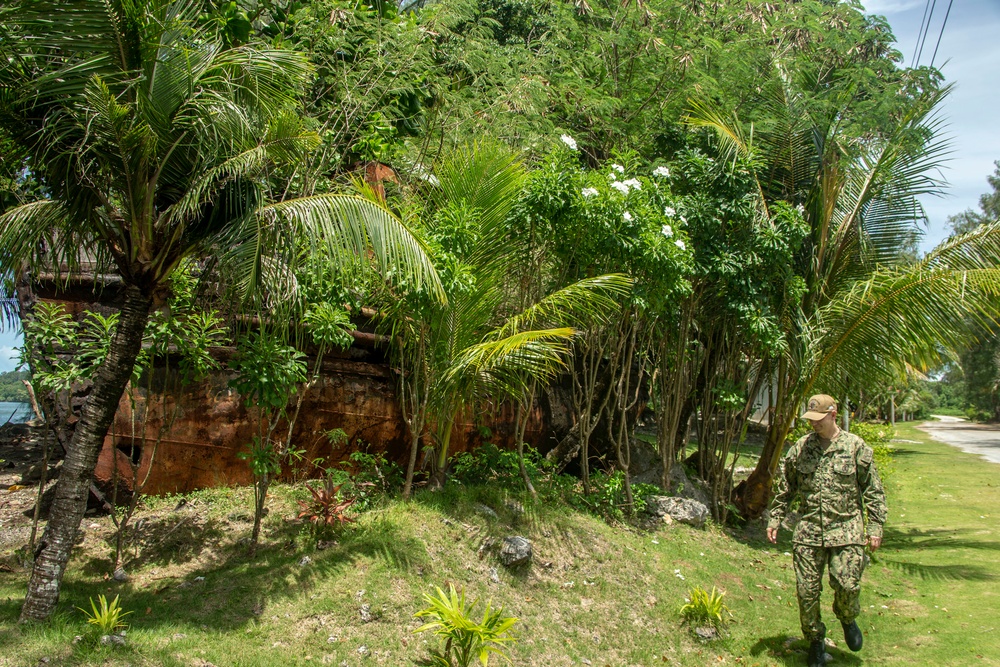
[504,500,525,518]
[670,465,711,506]
[694,626,719,642]
[498,536,532,567]
[645,496,709,528]
[473,503,499,520]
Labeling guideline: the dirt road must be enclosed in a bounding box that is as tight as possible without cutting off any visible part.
[917,414,1000,464]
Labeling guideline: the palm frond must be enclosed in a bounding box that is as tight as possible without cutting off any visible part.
[442,327,577,402]
[491,274,632,339]
[822,86,952,287]
[0,200,116,280]
[257,194,444,302]
[163,116,320,229]
[431,140,526,269]
[684,98,752,165]
[805,224,1000,395]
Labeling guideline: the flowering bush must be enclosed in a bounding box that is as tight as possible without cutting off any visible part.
[514,149,694,317]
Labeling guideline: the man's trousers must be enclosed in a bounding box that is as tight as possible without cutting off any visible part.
[792,544,866,641]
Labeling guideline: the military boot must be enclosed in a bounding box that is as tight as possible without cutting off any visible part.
[807,637,827,667]
[842,620,863,651]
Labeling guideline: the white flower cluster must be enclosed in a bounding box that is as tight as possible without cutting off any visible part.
[653,166,670,178]
[623,211,633,221]
[611,163,625,174]
[610,179,641,195]
[664,206,675,217]
[560,134,578,151]
[581,187,599,198]
[675,239,686,250]
[661,224,673,237]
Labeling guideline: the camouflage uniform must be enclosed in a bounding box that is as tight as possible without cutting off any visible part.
[767,430,887,641]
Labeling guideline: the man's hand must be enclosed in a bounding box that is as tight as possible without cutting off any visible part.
[766,526,778,544]
[868,535,882,551]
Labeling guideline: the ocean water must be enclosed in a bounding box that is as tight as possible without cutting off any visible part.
[0,401,32,425]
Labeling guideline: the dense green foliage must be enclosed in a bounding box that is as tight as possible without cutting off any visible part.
[5,0,1000,623]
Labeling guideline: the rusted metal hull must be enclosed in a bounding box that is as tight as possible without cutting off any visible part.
[93,355,549,496]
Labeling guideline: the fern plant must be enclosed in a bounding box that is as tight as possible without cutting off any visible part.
[78,594,132,635]
[679,586,731,630]
[414,584,518,667]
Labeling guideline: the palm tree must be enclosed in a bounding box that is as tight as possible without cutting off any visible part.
[685,71,1000,518]
[388,143,631,495]
[0,0,441,621]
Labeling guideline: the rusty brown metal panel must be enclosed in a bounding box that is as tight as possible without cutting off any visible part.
[27,273,558,498]
[94,361,549,497]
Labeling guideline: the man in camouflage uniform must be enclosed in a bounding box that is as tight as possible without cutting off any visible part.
[767,394,887,667]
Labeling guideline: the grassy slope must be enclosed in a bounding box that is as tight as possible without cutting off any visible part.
[0,422,997,667]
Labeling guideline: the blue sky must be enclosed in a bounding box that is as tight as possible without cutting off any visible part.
[863,0,1000,251]
[0,326,21,373]
[1,0,995,372]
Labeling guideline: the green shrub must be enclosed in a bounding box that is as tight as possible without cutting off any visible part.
[451,443,544,486]
[77,594,132,636]
[311,436,403,512]
[679,586,730,630]
[567,470,662,522]
[414,584,518,667]
[966,406,993,423]
[846,422,895,483]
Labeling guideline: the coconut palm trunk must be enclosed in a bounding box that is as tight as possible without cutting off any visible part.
[20,285,152,621]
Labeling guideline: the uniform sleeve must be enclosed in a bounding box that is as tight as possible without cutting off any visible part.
[767,449,796,532]
[857,444,887,539]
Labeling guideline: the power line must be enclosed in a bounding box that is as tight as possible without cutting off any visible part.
[915,0,940,67]
[929,0,955,69]
[912,0,933,65]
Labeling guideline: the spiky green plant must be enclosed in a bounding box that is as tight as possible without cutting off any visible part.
[77,594,132,636]
[414,584,518,667]
[679,586,730,630]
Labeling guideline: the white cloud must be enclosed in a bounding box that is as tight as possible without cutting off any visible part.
[0,346,21,373]
[862,0,925,14]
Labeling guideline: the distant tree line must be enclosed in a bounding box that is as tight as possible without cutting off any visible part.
[0,369,29,403]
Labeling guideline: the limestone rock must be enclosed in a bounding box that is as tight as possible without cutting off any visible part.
[498,536,532,567]
[669,464,711,506]
[474,503,498,519]
[645,496,709,528]
[99,633,127,647]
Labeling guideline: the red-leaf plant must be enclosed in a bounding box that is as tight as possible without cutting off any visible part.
[297,482,356,527]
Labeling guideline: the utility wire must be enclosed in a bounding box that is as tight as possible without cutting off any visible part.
[929,0,955,69]
[912,0,933,65]
[915,0,940,66]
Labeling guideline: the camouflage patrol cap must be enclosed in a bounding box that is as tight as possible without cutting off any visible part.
[801,394,837,420]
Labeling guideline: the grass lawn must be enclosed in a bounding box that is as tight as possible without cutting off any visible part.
[0,422,997,666]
